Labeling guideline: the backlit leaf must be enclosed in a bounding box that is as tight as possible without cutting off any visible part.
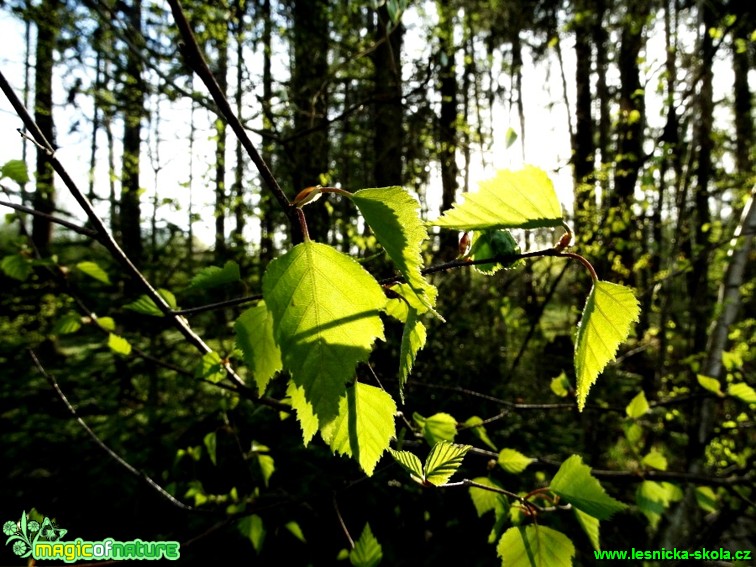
[53,313,82,335]
[107,333,132,356]
[203,431,217,466]
[414,412,457,445]
[196,351,225,383]
[352,186,437,314]
[550,372,570,398]
[235,301,282,395]
[287,381,319,446]
[1,254,33,281]
[574,281,640,411]
[398,306,426,403]
[423,441,470,486]
[467,229,522,274]
[469,476,507,517]
[573,508,601,552]
[433,166,563,231]
[95,316,115,331]
[349,523,382,567]
[463,416,497,451]
[550,455,626,520]
[642,450,668,471]
[696,374,723,396]
[497,448,534,474]
[189,260,240,290]
[76,261,111,284]
[388,448,424,483]
[695,486,717,513]
[124,289,176,317]
[625,391,650,418]
[238,515,265,552]
[320,382,397,476]
[497,525,574,567]
[263,242,386,426]
[727,382,756,403]
[1,159,29,184]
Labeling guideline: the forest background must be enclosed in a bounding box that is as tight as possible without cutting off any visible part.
[0,0,754,565]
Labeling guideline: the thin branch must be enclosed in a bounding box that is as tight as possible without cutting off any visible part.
[0,197,100,239]
[172,293,263,316]
[333,495,355,549]
[29,349,200,512]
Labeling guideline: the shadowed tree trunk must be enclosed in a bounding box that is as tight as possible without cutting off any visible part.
[259,0,275,268]
[119,0,145,268]
[31,0,60,256]
[213,9,229,263]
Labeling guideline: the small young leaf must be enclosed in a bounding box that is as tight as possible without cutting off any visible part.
[388,448,424,483]
[189,260,240,290]
[696,374,724,396]
[263,242,386,426]
[727,382,756,403]
[694,486,717,513]
[203,431,217,466]
[497,448,534,474]
[574,281,640,411]
[285,521,306,543]
[463,416,497,451]
[433,166,563,231]
[573,507,601,552]
[320,382,397,476]
[414,412,457,445]
[550,372,571,398]
[625,391,650,418]
[550,455,626,520]
[195,351,226,383]
[107,333,132,356]
[467,229,521,274]
[497,525,575,567]
[349,523,382,567]
[423,441,471,486]
[642,450,668,471]
[94,316,116,331]
[469,476,508,517]
[52,313,82,335]
[504,127,518,149]
[1,159,30,184]
[235,301,282,395]
[238,515,265,552]
[76,261,111,284]
[251,441,275,487]
[398,307,426,403]
[636,480,681,528]
[124,289,176,317]
[1,254,33,281]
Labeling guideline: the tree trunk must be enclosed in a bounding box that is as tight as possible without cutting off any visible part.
[259,0,276,269]
[119,0,145,268]
[213,15,229,264]
[31,0,60,256]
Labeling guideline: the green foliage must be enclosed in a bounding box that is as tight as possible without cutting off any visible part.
[497,448,534,474]
[432,167,563,230]
[262,242,386,428]
[75,261,111,284]
[188,260,240,290]
[389,441,471,486]
[107,332,132,356]
[574,281,640,411]
[123,288,177,316]
[467,229,521,274]
[349,523,383,567]
[1,159,29,184]
[625,391,650,418]
[234,301,282,395]
[549,455,626,520]
[413,412,457,445]
[1,254,33,281]
[497,525,575,567]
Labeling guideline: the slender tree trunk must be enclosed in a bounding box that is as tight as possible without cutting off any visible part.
[259,0,275,269]
[119,0,145,268]
[437,0,458,259]
[31,0,60,256]
[231,0,247,253]
[289,0,330,242]
[731,7,753,179]
[371,5,404,187]
[213,19,229,264]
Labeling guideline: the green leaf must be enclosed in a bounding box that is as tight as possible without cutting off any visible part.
[625,391,650,418]
[203,431,217,466]
[1,159,30,184]
[285,521,306,543]
[549,455,626,520]
[423,441,471,486]
[695,486,717,513]
[195,351,226,383]
[697,374,724,396]
[550,372,571,398]
[287,381,319,446]
[463,416,497,451]
[469,476,508,517]
[433,166,563,231]
[397,307,426,403]
[1,254,33,281]
[352,186,438,314]
[414,412,457,445]
[263,242,386,426]
[76,261,111,284]
[387,448,424,483]
[238,515,265,552]
[320,383,397,476]
[349,523,382,567]
[189,260,240,290]
[251,441,275,487]
[467,229,521,274]
[95,316,115,331]
[235,301,282,395]
[497,448,534,474]
[636,481,680,528]
[642,450,667,471]
[573,507,601,552]
[124,289,176,317]
[107,333,132,356]
[727,382,756,403]
[574,281,640,411]
[504,127,518,149]
[497,525,575,567]
[52,313,82,335]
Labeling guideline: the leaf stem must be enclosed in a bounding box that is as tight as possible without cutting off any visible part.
[559,251,599,282]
